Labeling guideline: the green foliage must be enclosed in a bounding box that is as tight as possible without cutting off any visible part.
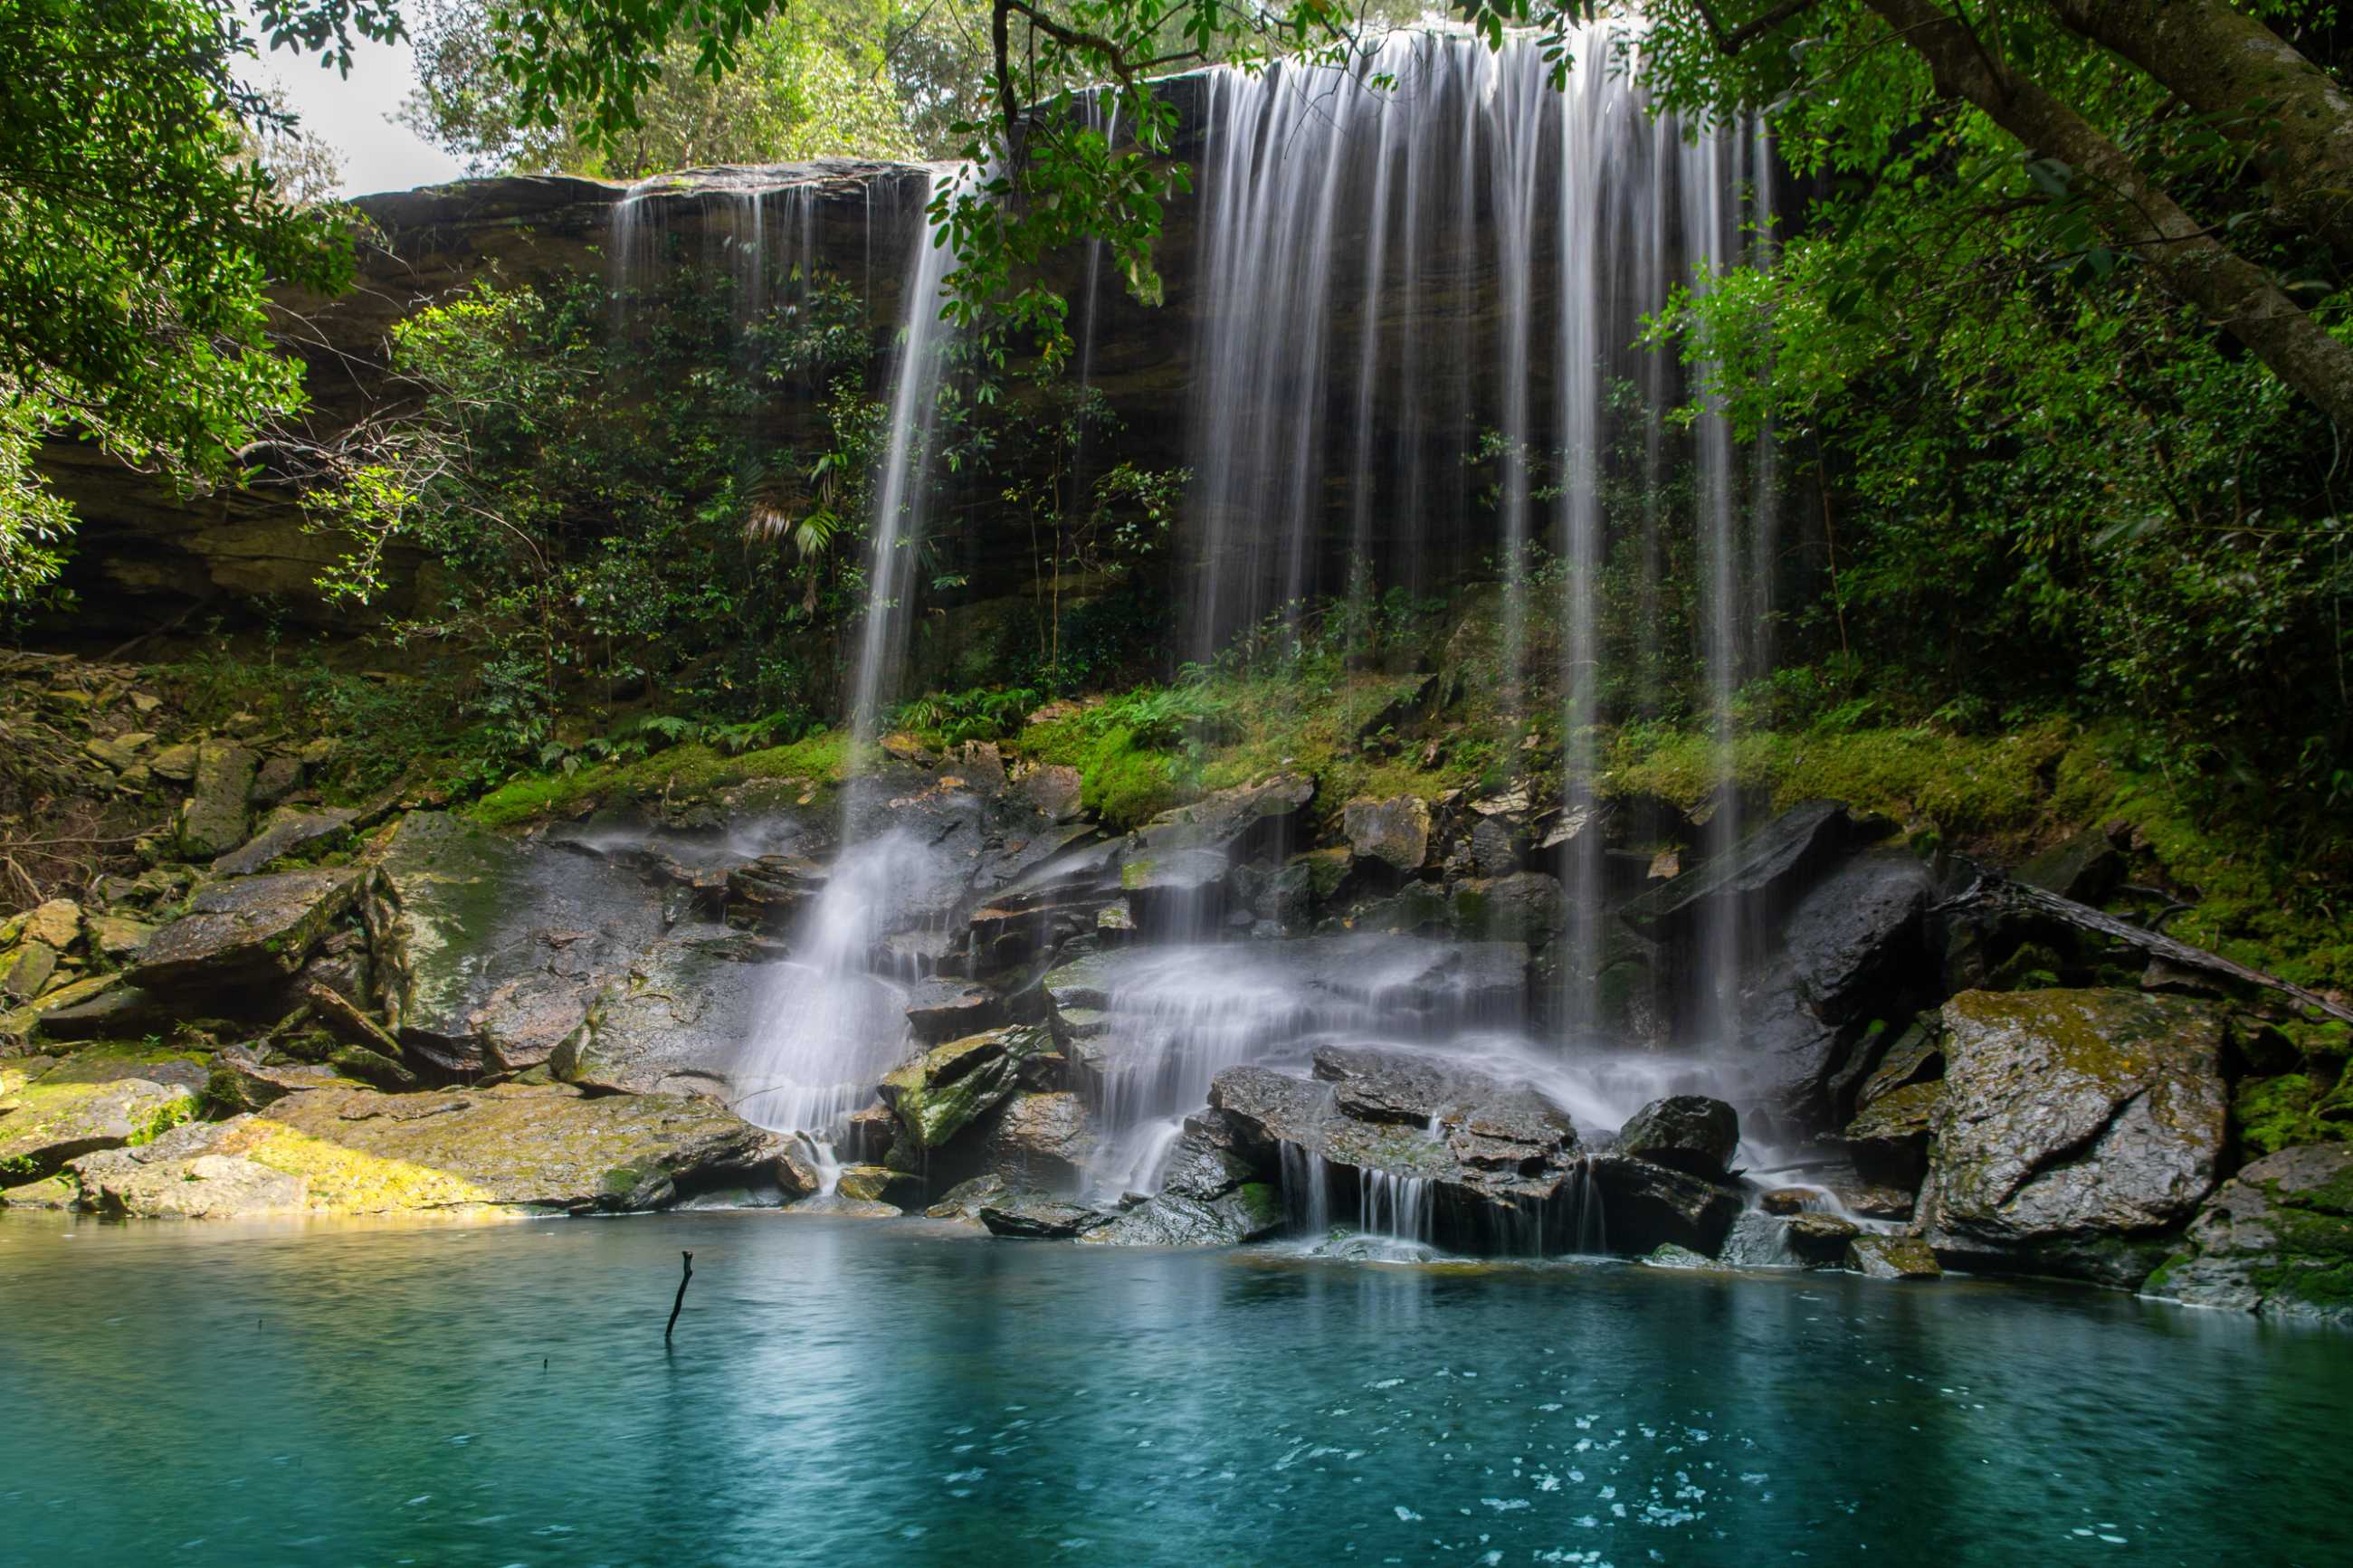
[401,0,920,175]
[0,0,352,600]
[304,264,875,772]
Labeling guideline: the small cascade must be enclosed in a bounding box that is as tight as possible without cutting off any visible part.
[1358,1167,1435,1246]
[732,831,948,1183]
[1557,1155,1608,1255]
[1280,1139,1334,1238]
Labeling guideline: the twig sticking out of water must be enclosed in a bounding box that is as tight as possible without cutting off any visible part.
[664,1250,694,1345]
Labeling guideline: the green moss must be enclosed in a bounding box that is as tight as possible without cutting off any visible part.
[470,730,858,827]
[126,1095,193,1148]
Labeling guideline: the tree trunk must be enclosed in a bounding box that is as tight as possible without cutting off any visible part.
[2048,0,2353,261]
[1861,0,2353,427]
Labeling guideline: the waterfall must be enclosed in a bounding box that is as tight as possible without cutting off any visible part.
[848,170,958,741]
[1176,27,1772,1037]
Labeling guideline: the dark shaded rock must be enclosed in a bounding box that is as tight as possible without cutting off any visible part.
[129,868,367,993]
[1449,870,1566,945]
[212,808,357,876]
[1837,1080,1943,1187]
[204,1047,334,1113]
[1117,845,1234,930]
[1785,1211,1861,1262]
[905,978,1009,1042]
[1916,989,2228,1287]
[1212,1047,1586,1253]
[1835,1183,1918,1221]
[371,812,663,1074]
[1758,1186,1813,1215]
[1587,1153,1744,1256]
[1343,794,1433,873]
[725,854,829,930]
[550,925,780,1098]
[15,977,170,1043]
[1615,1095,1740,1180]
[1619,800,1861,942]
[926,1172,1010,1222]
[1738,849,1937,1128]
[2015,827,2123,904]
[1083,1179,1282,1246]
[2142,1144,2353,1323]
[330,1044,419,1091]
[978,1090,1096,1187]
[1135,774,1314,860]
[1848,1234,1942,1280]
[979,1189,1110,1238]
[1852,1013,1944,1114]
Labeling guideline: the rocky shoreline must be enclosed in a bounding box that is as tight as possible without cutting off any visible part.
[3,658,2348,1328]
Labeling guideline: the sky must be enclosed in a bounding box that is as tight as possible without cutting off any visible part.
[242,23,466,196]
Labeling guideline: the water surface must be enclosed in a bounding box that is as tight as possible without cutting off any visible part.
[4,1211,2347,1565]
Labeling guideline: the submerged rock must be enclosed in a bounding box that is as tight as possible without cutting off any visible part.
[129,868,367,993]
[1916,989,2229,1287]
[1847,1234,1942,1280]
[1615,1096,1740,1180]
[978,1189,1111,1239]
[2143,1144,2353,1324]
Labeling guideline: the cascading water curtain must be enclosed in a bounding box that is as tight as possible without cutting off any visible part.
[1175,26,1775,1037]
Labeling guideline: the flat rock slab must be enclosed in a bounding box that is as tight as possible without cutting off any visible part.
[1917,988,2227,1287]
[71,1081,784,1217]
[129,868,367,993]
[1618,800,1858,941]
[0,1046,208,1181]
[212,808,359,877]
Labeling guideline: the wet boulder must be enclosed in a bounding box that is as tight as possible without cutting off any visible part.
[1915,989,2229,1287]
[1135,774,1314,860]
[905,978,1009,1043]
[1615,1095,1740,1180]
[128,868,367,994]
[878,1026,1053,1151]
[1837,1079,1943,1187]
[1343,794,1433,874]
[1785,1211,1861,1263]
[1083,1141,1284,1247]
[555,925,782,1098]
[2142,1144,2353,1324]
[976,1091,1097,1188]
[1210,1047,1589,1253]
[1587,1153,1745,1257]
[370,812,663,1074]
[1448,871,1567,946]
[834,1164,925,1209]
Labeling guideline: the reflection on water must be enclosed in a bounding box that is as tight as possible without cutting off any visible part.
[2,1211,2347,1564]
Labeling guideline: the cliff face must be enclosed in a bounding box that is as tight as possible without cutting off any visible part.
[37,160,938,641]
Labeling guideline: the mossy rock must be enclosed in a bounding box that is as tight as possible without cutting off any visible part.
[0,1045,207,1182]
[2145,1144,2353,1324]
